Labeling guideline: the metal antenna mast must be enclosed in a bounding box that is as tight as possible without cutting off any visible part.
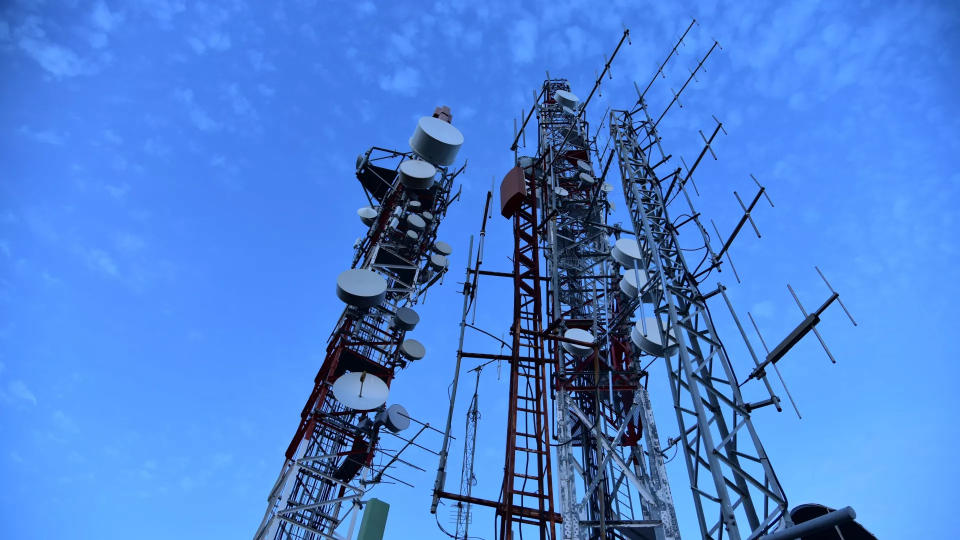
[434,21,868,540]
[254,107,466,540]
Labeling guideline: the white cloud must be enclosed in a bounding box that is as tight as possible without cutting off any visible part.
[104,183,130,200]
[140,0,186,26]
[52,410,79,433]
[7,380,37,405]
[379,66,421,97]
[187,32,231,54]
[86,248,119,277]
[510,17,538,64]
[115,232,146,254]
[224,83,254,118]
[91,1,124,33]
[174,88,221,132]
[143,138,170,157]
[103,129,123,145]
[19,37,90,78]
[19,125,65,145]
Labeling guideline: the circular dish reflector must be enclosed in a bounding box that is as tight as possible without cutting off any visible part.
[631,317,678,357]
[398,160,437,190]
[357,206,378,226]
[331,371,389,410]
[409,116,464,166]
[579,172,595,185]
[430,254,449,271]
[562,328,594,357]
[406,214,426,231]
[577,159,592,173]
[433,241,453,256]
[400,339,426,360]
[555,89,579,110]
[394,307,420,331]
[377,404,411,432]
[611,238,643,267]
[336,269,387,308]
[408,200,422,211]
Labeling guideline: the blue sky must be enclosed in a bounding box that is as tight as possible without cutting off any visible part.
[1,1,958,539]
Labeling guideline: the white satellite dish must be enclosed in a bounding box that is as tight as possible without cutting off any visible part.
[562,328,594,357]
[631,317,678,358]
[400,338,426,360]
[611,237,643,267]
[357,206,378,226]
[578,172,595,185]
[376,403,411,433]
[430,253,449,271]
[409,116,464,166]
[555,89,579,110]
[620,268,655,302]
[336,269,387,308]
[577,159,592,173]
[433,241,453,256]
[406,214,426,231]
[398,159,437,190]
[331,371,389,410]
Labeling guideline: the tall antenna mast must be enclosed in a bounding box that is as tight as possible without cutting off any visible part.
[254,107,466,540]
[433,21,869,540]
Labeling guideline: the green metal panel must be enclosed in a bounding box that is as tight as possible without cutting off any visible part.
[357,498,389,540]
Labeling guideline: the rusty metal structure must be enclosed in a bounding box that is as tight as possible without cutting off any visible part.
[254,106,465,540]
[432,22,865,540]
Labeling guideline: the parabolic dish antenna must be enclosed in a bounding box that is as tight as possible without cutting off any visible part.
[555,89,579,110]
[408,200,422,211]
[631,317,678,358]
[336,268,387,308]
[577,159,592,173]
[398,159,436,190]
[620,268,655,302]
[376,403,411,433]
[331,371,389,410]
[433,241,453,256]
[422,211,434,222]
[406,214,426,231]
[611,237,643,267]
[430,254,449,271]
[357,206,378,226]
[400,339,426,360]
[562,328,594,357]
[394,306,420,331]
[409,116,464,166]
[579,172,595,185]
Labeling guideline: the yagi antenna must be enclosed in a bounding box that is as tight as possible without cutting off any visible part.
[748,266,857,385]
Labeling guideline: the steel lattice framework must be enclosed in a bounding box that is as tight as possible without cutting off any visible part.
[254,108,464,540]
[433,22,861,540]
[608,109,789,539]
[536,79,681,540]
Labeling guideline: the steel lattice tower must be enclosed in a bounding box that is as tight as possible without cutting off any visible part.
[254,106,465,540]
[434,23,865,540]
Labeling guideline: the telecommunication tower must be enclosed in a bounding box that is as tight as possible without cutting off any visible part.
[432,22,870,540]
[254,106,466,540]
